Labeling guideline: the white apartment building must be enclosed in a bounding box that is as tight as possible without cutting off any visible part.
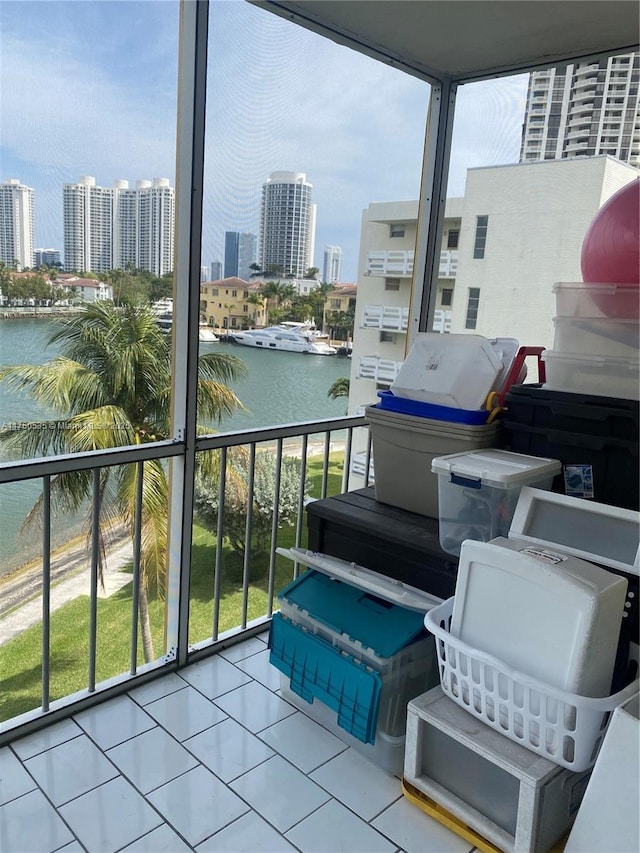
[0,179,35,271]
[348,197,462,417]
[260,171,316,278]
[520,52,640,167]
[63,176,175,275]
[347,155,637,484]
[323,245,343,283]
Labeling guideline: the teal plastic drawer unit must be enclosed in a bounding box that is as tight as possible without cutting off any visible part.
[269,563,440,744]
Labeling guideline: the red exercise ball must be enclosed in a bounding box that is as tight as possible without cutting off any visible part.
[581,179,639,318]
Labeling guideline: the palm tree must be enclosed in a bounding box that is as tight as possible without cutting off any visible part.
[246,292,265,326]
[0,301,247,661]
[327,377,350,400]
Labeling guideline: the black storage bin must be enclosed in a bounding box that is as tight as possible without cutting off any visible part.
[503,385,639,511]
[306,487,458,601]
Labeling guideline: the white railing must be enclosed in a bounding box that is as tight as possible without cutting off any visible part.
[0,415,369,743]
[361,304,409,332]
[357,355,403,384]
[438,249,458,278]
[366,250,414,277]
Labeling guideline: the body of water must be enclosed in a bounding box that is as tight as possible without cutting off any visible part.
[0,318,351,576]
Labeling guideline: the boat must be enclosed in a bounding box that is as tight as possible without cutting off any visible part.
[230,325,337,355]
[155,313,219,342]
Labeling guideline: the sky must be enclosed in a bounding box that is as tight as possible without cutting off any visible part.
[0,0,529,281]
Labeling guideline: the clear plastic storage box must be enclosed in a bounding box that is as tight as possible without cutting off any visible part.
[553,282,639,319]
[431,448,561,556]
[552,316,639,358]
[541,350,640,400]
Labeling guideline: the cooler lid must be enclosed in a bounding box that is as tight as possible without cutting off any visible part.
[277,548,442,612]
[431,448,561,488]
[509,487,640,575]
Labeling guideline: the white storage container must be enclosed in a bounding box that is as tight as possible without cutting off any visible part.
[553,282,639,319]
[425,597,639,771]
[431,449,561,556]
[390,333,503,410]
[366,406,499,517]
[552,316,639,358]
[451,538,628,698]
[541,349,640,399]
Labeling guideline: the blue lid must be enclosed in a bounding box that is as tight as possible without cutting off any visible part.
[278,570,425,657]
[269,613,381,744]
[377,390,490,424]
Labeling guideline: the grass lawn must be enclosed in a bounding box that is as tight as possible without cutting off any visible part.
[0,452,347,723]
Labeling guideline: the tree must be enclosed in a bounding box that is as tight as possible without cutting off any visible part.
[327,377,350,400]
[246,292,265,326]
[248,263,263,278]
[304,267,320,279]
[194,450,310,563]
[0,301,247,661]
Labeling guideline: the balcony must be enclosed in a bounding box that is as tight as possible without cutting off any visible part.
[439,250,458,278]
[356,356,403,384]
[361,304,409,332]
[366,251,414,278]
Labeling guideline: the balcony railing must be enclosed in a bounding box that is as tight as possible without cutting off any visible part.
[357,356,404,384]
[439,249,459,278]
[366,250,414,277]
[361,304,409,332]
[0,415,368,744]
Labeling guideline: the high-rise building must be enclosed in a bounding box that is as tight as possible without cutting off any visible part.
[63,176,175,275]
[0,179,35,271]
[323,245,343,283]
[260,171,316,279]
[520,52,640,166]
[224,231,257,280]
[34,248,61,269]
[210,260,223,281]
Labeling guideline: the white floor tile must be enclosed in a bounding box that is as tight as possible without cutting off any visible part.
[197,810,297,852]
[74,694,156,750]
[310,748,401,822]
[180,654,251,699]
[258,710,347,773]
[286,798,397,853]
[213,680,296,733]
[235,648,283,691]
[147,765,249,847]
[59,777,162,853]
[372,796,475,853]
[143,684,227,741]
[0,789,74,853]
[0,746,37,805]
[24,735,118,807]
[220,636,267,662]
[230,755,331,834]
[128,673,189,706]
[119,822,193,852]
[106,726,198,793]
[11,718,83,761]
[184,717,274,783]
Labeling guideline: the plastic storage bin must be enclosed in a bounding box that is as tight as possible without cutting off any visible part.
[404,685,592,853]
[451,538,628,698]
[390,333,503,410]
[552,316,639,357]
[503,383,639,510]
[424,597,639,771]
[269,562,440,744]
[377,390,490,424]
[366,405,500,518]
[553,282,639,319]
[431,449,561,556]
[541,349,639,400]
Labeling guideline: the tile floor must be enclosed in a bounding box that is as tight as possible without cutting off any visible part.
[1,632,476,853]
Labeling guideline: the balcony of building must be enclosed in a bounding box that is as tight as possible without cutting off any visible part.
[2,2,637,851]
[361,305,409,333]
[366,251,414,278]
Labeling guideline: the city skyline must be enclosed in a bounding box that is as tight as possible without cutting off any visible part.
[0,1,530,281]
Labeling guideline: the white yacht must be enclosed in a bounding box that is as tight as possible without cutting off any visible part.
[231,325,337,355]
[155,313,219,343]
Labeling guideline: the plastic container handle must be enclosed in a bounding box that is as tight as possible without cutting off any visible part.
[450,473,482,489]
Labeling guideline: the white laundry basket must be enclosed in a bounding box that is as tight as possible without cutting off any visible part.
[424,597,639,772]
